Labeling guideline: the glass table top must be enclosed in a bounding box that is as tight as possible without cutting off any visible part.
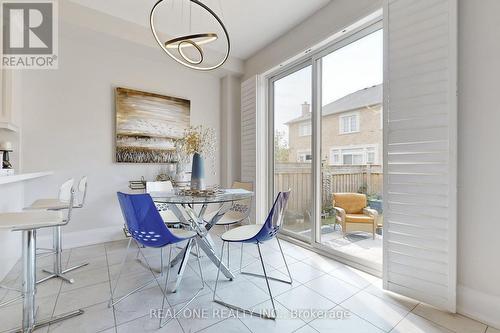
[150,188,253,204]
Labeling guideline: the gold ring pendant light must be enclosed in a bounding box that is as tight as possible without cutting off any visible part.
[150,0,231,71]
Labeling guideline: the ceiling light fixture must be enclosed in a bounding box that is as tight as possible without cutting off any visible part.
[150,0,230,71]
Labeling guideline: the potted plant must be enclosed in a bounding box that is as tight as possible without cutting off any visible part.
[178,125,216,190]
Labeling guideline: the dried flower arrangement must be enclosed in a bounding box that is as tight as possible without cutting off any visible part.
[176,125,217,175]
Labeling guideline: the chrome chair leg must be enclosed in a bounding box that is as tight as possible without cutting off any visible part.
[212,241,225,302]
[257,243,277,319]
[108,238,154,307]
[159,241,205,328]
[239,243,244,273]
[276,237,293,284]
[159,245,173,328]
[213,241,276,320]
[160,247,164,276]
[195,241,205,286]
[38,226,89,284]
[109,239,167,308]
[224,226,230,268]
[240,240,292,285]
[109,238,132,307]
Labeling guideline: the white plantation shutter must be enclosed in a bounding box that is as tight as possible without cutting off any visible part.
[241,77,257,220]
[383,0,457,312]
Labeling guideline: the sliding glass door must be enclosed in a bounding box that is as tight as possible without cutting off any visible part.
[269,21,383,268]
[271,63,313,242]
[316,28,383,265]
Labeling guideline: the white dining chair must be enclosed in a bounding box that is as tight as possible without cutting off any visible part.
[213,191,292,320]
[145,181,187,225]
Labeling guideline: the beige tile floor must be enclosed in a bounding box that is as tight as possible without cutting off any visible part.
[0,226,495,333]
[293,224,383,266]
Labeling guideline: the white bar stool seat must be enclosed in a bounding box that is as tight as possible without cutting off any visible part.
[28,198,73,211]
[0,204,83,331]
[0,211,63,229]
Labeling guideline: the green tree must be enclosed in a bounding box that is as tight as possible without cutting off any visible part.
[274,130,290,162]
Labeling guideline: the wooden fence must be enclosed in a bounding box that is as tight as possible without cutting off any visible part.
[274,163,383,216]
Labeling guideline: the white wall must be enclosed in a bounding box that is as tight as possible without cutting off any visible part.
[220,75,242,187]
[20,21,222,246]
[456,0,500,327]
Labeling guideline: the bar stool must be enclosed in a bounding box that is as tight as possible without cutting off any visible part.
[0,190,83,332]
[25,176,89,284]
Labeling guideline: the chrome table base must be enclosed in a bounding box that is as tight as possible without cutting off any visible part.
[167,203,235,292]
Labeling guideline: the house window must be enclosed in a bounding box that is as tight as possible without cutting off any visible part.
[339,113,359,134]
[329,145,378,165]
[299,122,312,136]
[298,151,312,163]
[367,147,376,164]
[342,149,364,165]
[331,149,340,164]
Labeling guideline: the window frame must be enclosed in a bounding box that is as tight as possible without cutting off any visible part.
[298,122,312,137]
[339,111,360,134]
[329,144,379,165]
[297,150,313,163]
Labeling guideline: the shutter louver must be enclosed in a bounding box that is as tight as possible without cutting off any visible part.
[241,77,257,220]
[383,0,457,312]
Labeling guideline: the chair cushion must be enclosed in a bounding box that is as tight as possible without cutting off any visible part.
[333,193,367,214]
[345,214,374,224]
[221,224,261,242]
[26,198,70,210]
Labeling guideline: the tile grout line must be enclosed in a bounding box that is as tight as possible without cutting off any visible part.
[408,310,464,333]
[236,316,253,333]
[387,302,421,333]
[292,322,320,333]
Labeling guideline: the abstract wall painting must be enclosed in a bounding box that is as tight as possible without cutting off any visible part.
[115,87,190,163]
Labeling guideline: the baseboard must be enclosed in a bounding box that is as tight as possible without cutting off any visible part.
[457,284,500,329]
[38,226,126,250]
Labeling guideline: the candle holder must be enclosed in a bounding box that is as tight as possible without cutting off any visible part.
[0,141,13,169]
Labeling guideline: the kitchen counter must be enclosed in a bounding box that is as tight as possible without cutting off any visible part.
[0,171,53,185]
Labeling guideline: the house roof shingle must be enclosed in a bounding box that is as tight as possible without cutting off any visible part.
[286,84,382,124]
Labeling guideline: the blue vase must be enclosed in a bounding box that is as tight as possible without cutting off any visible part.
[190,153,205,190]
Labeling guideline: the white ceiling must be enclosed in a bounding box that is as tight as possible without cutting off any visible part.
[67,0,330,60]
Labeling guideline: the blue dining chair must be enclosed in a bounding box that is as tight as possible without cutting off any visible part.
[111,192,205,328]
[213,190,292,320]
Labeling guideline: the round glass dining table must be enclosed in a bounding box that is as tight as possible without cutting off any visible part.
[149,188,254,291]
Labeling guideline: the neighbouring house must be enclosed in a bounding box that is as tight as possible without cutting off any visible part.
[286,84,382,167]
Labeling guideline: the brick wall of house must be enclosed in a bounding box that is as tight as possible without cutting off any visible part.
[287,104,383,165]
